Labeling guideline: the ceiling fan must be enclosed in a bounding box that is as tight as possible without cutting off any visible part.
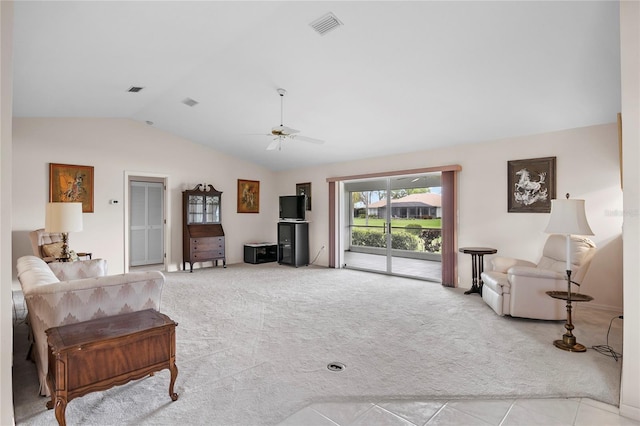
[264,88,324,151]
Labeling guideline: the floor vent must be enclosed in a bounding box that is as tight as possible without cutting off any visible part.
[327,362,346,372]
[310,12,343,36]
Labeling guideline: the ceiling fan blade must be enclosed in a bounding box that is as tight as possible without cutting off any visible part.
[282,126,300,134]
[290,134,324,144]
[266,139,280,151]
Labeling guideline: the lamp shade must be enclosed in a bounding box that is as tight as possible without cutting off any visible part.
[544,198,593,236]
[45,202,83,233]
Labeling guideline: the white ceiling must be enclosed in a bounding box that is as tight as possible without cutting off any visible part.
[12,1,621,171]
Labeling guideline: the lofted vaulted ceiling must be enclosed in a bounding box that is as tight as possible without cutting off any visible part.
[12,1,621,171]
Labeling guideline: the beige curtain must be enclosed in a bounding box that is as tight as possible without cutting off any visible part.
[440,170,457,287]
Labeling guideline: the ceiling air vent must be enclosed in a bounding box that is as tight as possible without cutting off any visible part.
[127,86,144,93]
[182,98,199,107]
[310,12,343,36]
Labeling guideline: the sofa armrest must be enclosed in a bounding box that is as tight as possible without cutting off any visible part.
[47,258,108,281]
[491,257,536,273]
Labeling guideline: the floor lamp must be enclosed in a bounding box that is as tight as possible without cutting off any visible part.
[45,202,83,261]
[544,193,594,352]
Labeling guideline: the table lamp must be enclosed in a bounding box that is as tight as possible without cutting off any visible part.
[544,193,594,352]
[45,202,83,261]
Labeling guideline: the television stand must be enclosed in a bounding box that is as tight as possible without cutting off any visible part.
[244,243,278,264]
[278,222,309,267]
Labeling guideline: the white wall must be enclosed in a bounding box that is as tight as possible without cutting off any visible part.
[276,123,624,311]
[0,2,14,424]
[620,0,640,420]
[11,117,628,414]
[12,118,278,275]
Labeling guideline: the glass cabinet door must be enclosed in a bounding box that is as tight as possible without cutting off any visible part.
[188,195,204,224]
[205,195,220,223]
[188,194,220,224]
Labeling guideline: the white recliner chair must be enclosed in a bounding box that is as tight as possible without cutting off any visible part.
[480,234,596,320]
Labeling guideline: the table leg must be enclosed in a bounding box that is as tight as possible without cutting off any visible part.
[169,363,179,401]
[477,254,485,295]
[464,254,482,295]
[554,298,587,352]
[54,398,67,426]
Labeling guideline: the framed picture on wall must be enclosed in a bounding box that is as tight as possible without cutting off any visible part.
[237,179,260,213]
[507,156,556,213]
[49,163,94,213]
[296,182,312,210]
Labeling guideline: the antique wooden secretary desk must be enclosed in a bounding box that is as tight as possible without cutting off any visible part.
[182,184,226,272]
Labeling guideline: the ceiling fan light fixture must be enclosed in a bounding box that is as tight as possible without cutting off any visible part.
[310,12,343,36]
[262,88,325,151]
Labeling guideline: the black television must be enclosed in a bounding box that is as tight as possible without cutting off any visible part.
[279,195,306,221]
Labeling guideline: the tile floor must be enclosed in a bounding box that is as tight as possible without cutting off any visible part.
[278,397,640,426]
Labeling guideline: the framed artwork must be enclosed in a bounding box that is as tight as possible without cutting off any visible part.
[296,182,312,211]
[49,163,94,213]
[507,156,556,213]
[237,179,260,213]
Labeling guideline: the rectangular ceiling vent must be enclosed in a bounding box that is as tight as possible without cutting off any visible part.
[182,97,199,107]
[310,12,343,36]
[127,86,144,93]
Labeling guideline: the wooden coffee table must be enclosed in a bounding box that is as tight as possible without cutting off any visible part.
[45,309,178,426]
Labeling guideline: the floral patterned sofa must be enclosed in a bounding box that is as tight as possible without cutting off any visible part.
[16,255,165,396]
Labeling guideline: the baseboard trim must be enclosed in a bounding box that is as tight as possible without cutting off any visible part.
[619,402,640,421]
[584,301,623,314]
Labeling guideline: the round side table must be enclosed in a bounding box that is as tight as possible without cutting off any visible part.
[459,247,497,295]
[546,290,594,352]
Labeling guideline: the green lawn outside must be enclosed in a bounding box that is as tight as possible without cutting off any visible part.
[352,217,441,229]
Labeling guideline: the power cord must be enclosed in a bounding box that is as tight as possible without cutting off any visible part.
[591,315,623,361]
[310,245,325,265]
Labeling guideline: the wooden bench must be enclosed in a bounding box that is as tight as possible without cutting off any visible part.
[45,309,178,426]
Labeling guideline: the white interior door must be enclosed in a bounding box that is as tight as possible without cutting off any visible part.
[130,181,164,266]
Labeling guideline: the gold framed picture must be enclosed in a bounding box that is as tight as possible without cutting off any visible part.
[237,179,260,213]
[49,163,94,213]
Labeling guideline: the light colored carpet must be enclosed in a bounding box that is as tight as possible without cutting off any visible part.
[12,263,623,425]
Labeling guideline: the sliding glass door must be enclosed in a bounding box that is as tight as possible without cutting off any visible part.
[348,183,389,273]
[343,173,442,281]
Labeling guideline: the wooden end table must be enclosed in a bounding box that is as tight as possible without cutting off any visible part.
[459,247,497,295]
[45,309,178,426]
